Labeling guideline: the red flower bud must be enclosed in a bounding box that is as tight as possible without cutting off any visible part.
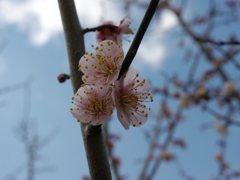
[57,74,70,83]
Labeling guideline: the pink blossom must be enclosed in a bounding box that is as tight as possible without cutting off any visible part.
[96,15,133,44]
[79,40,123,85]
[70,84,115,125]
[114,68,153,130]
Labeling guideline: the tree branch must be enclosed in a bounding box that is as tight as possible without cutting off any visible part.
[118,0,161,79]
[194,37,240,46]
[57,1,112,179]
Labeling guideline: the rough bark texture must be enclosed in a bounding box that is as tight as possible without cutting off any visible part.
[57,1,112,179]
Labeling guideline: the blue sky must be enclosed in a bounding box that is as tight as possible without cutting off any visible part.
[0,0,240,180]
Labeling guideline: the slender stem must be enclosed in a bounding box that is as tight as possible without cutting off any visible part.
[194,37,240,46]
[146,107,182,180]
[118,0,161,79]
[57,1,112,179]
[138,110,163,180]
[83,25,118,34]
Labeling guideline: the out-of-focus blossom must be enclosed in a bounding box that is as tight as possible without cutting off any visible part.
[194,86,207,98]
[215,153,224,162]
[172,138,187,149]
[79,40,123,85]
[180,93,190,108]
[82,176,91,180]
[159,102,171,118]
[225,1,238,8]
[222,81,236,96]
[172,90,180,98]
[114,68,153,130]
[148,153,155,160]
[70,84,115,125]
[96,15,133,44]
[173,79,183,86]
[214,119,228,136]
[112,156,121,169]
[160,150,174,161]
[105,139,114,150]
[215,153,229,170]
[57,73,70,83]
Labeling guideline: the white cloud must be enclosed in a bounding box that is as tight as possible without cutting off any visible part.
[135,37,165,70]
[0,0,113,46]
[157,10,178,33]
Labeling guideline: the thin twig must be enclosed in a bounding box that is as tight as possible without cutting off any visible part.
[195,37,240,46]
[118,0,161,79]
[203,105,240,127]
[83,25,118,34]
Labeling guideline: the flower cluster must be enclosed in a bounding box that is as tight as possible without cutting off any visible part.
[71,40,153,129]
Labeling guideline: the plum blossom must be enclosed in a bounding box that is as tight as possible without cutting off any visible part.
[70,84,115,125]
[96,15,133,44]
[79,40,123,85]
[114,68,153,130]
